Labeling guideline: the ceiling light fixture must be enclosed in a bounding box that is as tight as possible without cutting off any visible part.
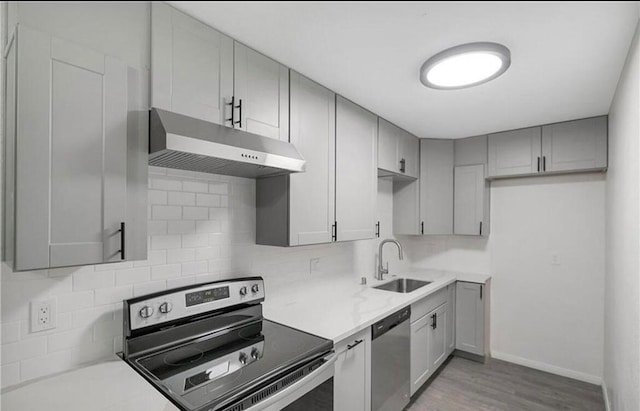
[420,42,511,90]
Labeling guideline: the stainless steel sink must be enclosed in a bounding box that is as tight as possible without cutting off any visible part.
[373,278,432,293]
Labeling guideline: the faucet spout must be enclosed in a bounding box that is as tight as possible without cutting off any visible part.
[377,239,404,281]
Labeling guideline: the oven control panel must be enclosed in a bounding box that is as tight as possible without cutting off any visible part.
[127,278,264,331]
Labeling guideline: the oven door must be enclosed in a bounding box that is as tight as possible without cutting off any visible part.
[245,353,335,411]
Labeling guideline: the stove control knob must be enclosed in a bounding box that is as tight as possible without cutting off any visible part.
[239,286,248,296]
[239,352,248,365]
[159,302,172,314]
[251,284,260,294]
[139,305,154,319]
[251,348,260,360]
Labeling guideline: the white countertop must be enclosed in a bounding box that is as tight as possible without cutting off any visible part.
[1,268,488,410]
[0,357,180,411]
[263,268,490,343]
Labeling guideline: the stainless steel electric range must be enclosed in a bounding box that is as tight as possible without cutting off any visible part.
[121,277,335,411]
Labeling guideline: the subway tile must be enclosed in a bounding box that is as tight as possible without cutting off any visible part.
[150,235,181,250]
[94,261,133,272]
[182,207,209,220]
[149,178,181,191]
[196,193,220,207]
[73,270,115,291]
[148,190,167,205]
[2,337,47,363]
[196,220,222,234]
[48,265,94,278]
[1,322,21,344]
[220,196,229,208]
[47,327,92,352]
[167,277,196,289]
[209,183,229,195]
[148,166,167,176]
[72,305,115,328]
[94,285,133,306]
[133,281,167,297]
[151,264,181,280]
[19,313,73,341]
[58,291,94,313]
[168,191,195,206]
[71,338,113,366]
[1,362,20,389]
[167,220,196,235]
[208,208,230,221]
[195,273,219,283]
[133,250,167,267]
[93,319,122,341]
[183,181,209,193]
[152,205,182,220]
[115,267,151,286]
[147,220,168,236]
[167,248,195,264]
[21,350,71,382]
[181,260,209,276]
[195,246,220,261]
[182,234,209,248]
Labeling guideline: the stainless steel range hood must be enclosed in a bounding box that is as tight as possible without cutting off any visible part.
[149,108,305,178]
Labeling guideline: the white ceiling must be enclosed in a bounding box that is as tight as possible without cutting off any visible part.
[169,1,638,139]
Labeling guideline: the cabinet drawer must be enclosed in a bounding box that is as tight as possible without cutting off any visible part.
[411,287,447,323]
[334,328,369,355]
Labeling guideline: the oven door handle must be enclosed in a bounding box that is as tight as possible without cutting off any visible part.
[243,352,336,411]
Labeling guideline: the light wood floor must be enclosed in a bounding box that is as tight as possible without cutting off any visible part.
[406,357,605,411]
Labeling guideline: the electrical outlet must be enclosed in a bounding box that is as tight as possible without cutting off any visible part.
[31,298,57,333]
[310,258,321,273]
[551,254,561,266]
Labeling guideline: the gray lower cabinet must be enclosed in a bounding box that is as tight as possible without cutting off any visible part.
[335,97,378,241]
[410,287,452,397]
[151,2,233,125]
[488,116,607,178]
[4,25,146,271]
[455,281,490,357]
[453,165,490,236]
[256,72,335,246]
[334,329,371,411]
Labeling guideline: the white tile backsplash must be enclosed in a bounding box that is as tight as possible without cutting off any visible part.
[0,169,387,389]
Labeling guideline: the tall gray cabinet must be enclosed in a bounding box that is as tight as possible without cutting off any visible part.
[4,25,146,271]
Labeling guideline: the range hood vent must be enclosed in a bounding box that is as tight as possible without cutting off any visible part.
[149,108,305,178]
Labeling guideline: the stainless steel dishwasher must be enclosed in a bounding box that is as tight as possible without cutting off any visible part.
[371,306,411,411]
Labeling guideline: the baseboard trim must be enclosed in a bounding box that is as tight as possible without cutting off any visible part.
[602,379,611,411]
[490,351,602,385]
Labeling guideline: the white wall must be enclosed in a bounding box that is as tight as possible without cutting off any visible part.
[604,18,640,411]
[404,173,606,384]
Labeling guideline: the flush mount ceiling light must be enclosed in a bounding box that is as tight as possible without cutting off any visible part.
[420,42,511,90]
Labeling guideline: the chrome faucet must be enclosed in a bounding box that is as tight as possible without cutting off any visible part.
[377,239,404,280]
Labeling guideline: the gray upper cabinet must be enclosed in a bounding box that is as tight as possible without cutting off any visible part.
[256,72,335,246]
[377,118,418,179]
[420,139,454,235]
[336,97,378,241]
[541,116,607,173]
[455,135,488,167]
[488,127,541,178]
[151,2,233,125]
[234,42,289,140]
[4,25,145,271]
[454,165,489,236]
[488,116,607,178]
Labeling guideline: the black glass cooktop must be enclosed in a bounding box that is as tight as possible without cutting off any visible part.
[133,319,332,411]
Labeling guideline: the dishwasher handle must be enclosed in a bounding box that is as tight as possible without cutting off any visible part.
[372,306,411,340]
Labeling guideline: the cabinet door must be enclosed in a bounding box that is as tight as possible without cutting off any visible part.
[398,130,419,179]
[429,303,448,371]
[334,330,370,411]
[541,116,607,172]
[152,2,233,124]
[455,282,485,356]
[393,180,420,236]
[410,314,431,396]
[15,26,127,270]
[420,139,454,235]
[377,118,398,173]
[335,97,377,241]
[447,284,456,354]
[453,165,485,236]
[487,127,541,177]
[289,72,336,245]
[234,42,289,140]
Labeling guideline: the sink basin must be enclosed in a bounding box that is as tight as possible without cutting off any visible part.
[373,278,432,293]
